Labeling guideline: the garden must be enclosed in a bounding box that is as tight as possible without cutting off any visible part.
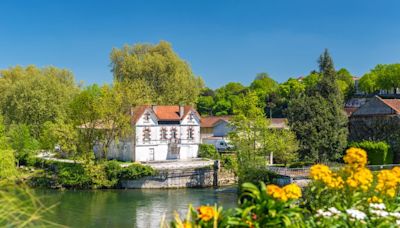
[162,147,400,227]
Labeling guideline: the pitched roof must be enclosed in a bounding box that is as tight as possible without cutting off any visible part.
[200,116,233,128]
[131,105,199,124]
[378,97,400,114]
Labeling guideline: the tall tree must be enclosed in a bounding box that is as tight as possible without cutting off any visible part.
[287,49,348,162]
[110,41,204,105]
[0,65,78,137]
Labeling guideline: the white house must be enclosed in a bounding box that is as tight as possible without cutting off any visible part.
[104,105,201,162]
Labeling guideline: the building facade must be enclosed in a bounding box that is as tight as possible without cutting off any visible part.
[105,105,201,162]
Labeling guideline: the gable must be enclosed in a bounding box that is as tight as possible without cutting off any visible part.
[352,96,398,116]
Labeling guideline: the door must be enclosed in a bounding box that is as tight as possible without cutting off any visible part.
[149,148,155,161]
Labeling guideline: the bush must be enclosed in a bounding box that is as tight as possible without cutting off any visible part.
[56,163,91,188]
[349,141,392,165]
[119,163,155,180]
[220,154,238,173]
[104,160,122,181]
[287,161,314,168]
[238,167,278,187]
[198,144,219,159]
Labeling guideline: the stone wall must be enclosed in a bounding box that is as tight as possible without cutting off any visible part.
[120,166,236,189]
[349,115,400,162]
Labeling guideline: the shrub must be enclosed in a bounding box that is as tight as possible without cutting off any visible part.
[7,124,39,165]
[198,144,219,159]
[104,160,122,181]
[349,141,392,165]
[57,163,91,188]
[238,167,278,187]
[220,154,238,173]
[118,164,155,180]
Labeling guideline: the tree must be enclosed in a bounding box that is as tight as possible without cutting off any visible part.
[358,72,378,93]
[110,41,204,105]
[266,129,299,165]
[0,116,17,179]
[196,95,214,116]
[0,65,78,137]
[212,82,247,116]
[7,124,39,165]
[287,49,348,162]
[279,78,306,100]
[40,120,78,157]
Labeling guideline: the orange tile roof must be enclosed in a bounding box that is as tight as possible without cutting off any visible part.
[200,116,233,128]
[131,105,199,124]
[379,98,400,114]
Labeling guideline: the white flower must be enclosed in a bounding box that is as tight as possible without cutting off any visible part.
[370,209,389,217]
[328,207,341,215]
[369,203,386,210]
[396,220,400,225]
[316,209,333,218]
[390,212,400,219]
[346,209,367,220]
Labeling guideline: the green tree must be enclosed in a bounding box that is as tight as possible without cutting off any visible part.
[7,124,39,165]
[0,65,78,137]
[279,78,306,100]
[40,120,78,157]
[358,72,378,93]
[287,49,348,162]
[212,82,246,115]
[266,129,299,165]
[196,95,214,116]
[110,41,204,105]
[0,116,17,179]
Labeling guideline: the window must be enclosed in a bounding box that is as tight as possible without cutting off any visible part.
[160,127,168,140]
[143,112,151,122]
[143,127,151,142]
[188,112,194,121]
[187,126,195,140]
[170,128,178,139]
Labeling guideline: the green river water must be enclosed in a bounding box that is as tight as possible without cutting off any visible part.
[35,186,237,228]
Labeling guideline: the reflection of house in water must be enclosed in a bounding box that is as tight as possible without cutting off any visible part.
[98,105,201,162]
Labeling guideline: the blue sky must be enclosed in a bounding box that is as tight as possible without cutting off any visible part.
[1,0,400,88]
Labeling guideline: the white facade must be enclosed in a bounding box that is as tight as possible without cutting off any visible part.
[133,108,200,162]
[100,106,201,162]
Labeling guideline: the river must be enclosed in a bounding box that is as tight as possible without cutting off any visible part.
[35,186,237,228]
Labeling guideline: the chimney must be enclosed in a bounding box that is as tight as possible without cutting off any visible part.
[179,105,184,117]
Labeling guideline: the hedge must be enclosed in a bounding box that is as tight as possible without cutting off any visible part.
[349,141,392,165]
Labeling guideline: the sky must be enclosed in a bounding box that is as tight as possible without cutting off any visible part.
[0,0,400,88]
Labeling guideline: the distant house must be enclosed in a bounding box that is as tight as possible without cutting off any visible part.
[101,105,201,162]
[349,96,400,162]
[200,116,288,142]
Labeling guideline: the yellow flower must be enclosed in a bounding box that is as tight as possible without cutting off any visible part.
[310,164,332,181]
[346,168,373,191]
[376,169,399,198]
[343,147,367,168]
[368,196,383,203]
[282,183,302,200]
[391,167,400,179]
[266,184,288,202]
[197,206,217,222]
[245,220,254,228]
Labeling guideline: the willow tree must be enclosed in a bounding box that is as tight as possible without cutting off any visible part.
[110,41,204,105]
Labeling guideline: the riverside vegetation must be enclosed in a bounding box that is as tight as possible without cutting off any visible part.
[164,148,400,227]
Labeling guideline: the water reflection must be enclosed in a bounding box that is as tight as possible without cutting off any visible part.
[35,187,237,228]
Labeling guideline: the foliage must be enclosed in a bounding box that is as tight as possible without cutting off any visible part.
[0,65,78,137]
[0,182,59,227]
[69,84,132,158]
[40,120,78,157]
[198,144,220,159]
[287,49,348,162]
[118,163,156,180]
[349,141,392,165]
[266,129,299,165]
[164,182,304,227]
[104,160,123,182]
[110,41,204,105]
[0,149,17,180]
[220,154,238,173]
[167,148,400,227]
[358,63,400,94]
[7,124,39,165]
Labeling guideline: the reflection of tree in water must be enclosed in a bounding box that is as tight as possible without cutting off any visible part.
[35,188,237,227]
